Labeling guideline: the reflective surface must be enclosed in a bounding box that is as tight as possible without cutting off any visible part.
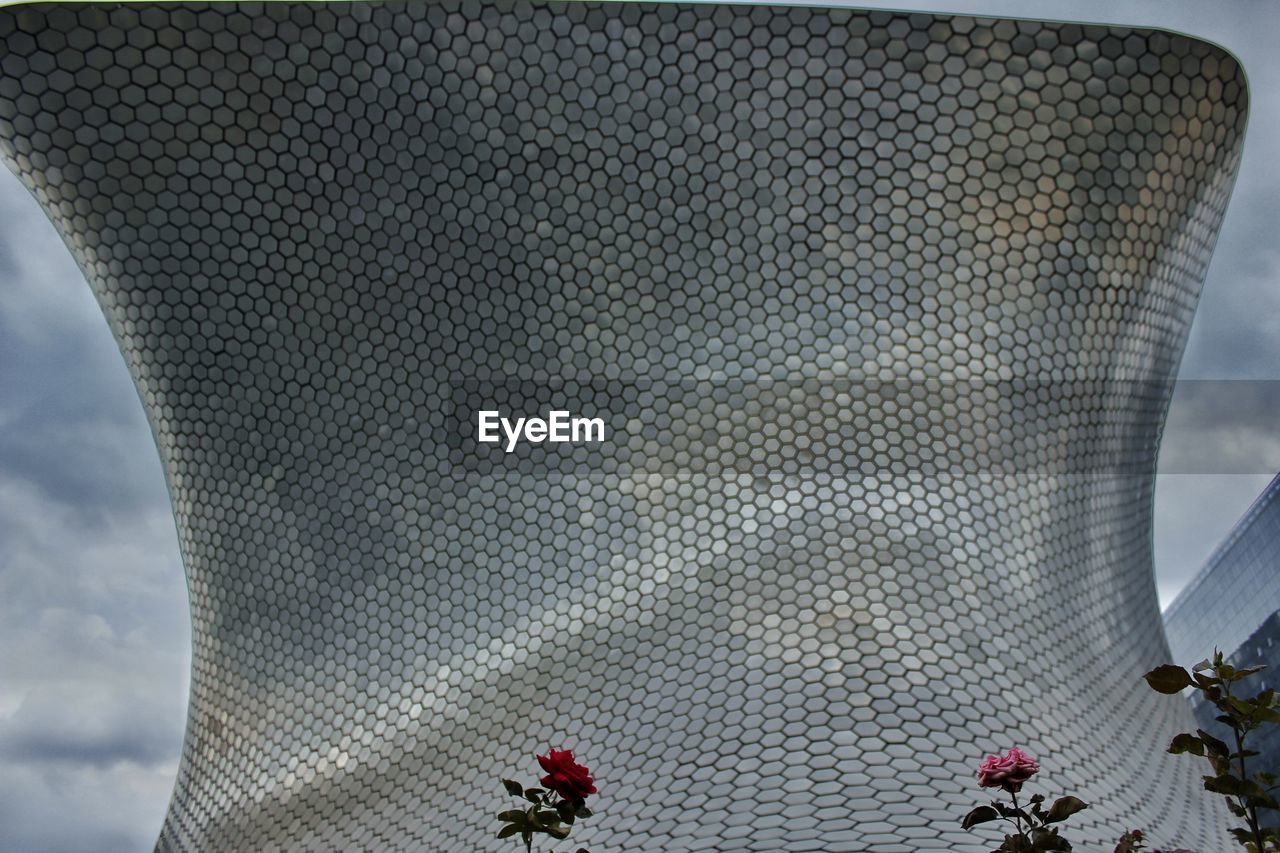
[0,3,1247,849]
[1165,474,1280,666]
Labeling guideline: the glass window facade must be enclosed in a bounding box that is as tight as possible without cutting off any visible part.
[1163,475,1280,667]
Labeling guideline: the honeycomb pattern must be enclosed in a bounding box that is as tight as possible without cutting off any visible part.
[0,3,1248,850]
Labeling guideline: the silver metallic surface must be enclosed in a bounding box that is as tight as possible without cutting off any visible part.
[0,3,1247,849]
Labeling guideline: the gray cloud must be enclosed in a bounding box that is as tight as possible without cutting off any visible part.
[0,159,188,853]
[1179,182,1280,380]
[0,179,163,524]
[1158,381,1280,475]
[0,762,181,853]
[0,474,188,853]
[0,683,182,769]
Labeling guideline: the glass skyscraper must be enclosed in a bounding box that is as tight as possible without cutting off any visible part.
[1164,474,1280,667]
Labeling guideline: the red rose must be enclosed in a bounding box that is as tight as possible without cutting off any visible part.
[537,748,597,804]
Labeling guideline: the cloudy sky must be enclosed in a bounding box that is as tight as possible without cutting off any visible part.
[0,1,1277,850]
[0,152,190,846]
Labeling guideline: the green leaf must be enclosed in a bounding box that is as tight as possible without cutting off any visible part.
[961,804,1000,830]
[1168,733,1204,756]
[1203,773,1251,796]
[1193,658,1213,672]
[1192,672,1220,690]
[995,802,1030,823]
[1030,826,1072,851]
[502,779,524,797]
[576,805,593,819]
[555,800,577,825]
[998,835,1034,852]
[497,810,526,823]
[497,824,521,839]
[1044,796,1087,824]
[1250,791,1280,811]
[1208,753,1232,776]
[1196,729,1231,758]
[1144,664,1192,694]
[1253,706,1280,725]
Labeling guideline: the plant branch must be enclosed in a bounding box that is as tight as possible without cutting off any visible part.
[1224,677,1266,852]
[1010,789,1026,841]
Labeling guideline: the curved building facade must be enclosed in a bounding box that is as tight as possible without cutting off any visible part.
[0,3,1248,850]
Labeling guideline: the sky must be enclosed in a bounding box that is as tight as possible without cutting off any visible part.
[0,157,190,847]
[0,1,1277,851]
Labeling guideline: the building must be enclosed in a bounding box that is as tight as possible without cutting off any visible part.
[1164,476,1280,830]
[1164,475,1280,667]
[0,4,1247,850]
[1184,611,1280,830]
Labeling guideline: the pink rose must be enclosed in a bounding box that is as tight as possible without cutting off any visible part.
[977,747,1040,793]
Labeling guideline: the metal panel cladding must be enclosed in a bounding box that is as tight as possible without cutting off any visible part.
[0,3,1248,850]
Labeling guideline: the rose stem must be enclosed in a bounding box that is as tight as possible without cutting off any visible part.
[1009,789,1027,841]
